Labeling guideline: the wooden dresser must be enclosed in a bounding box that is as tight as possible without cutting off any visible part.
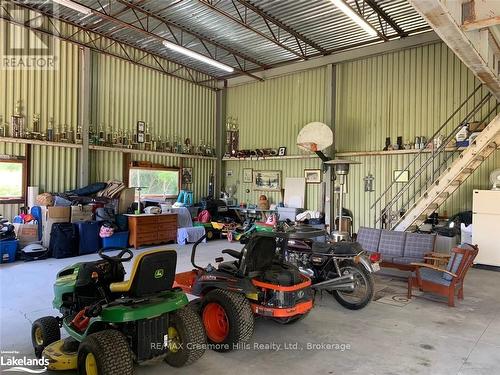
[126,214,177,249]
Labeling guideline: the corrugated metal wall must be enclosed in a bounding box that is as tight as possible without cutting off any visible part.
[336,42,499,230]
[89,52,216,201]
[0,19,79,219]
[224,42,499,227]
[224,67,327,210]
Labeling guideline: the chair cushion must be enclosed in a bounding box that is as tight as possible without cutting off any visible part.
[416,268,451,286]
[443,252,463,281]
[356,227,382,253]
[403,232,435,259]
[378,230,406,258]
[177,226,206,245]
[392,256,422,265]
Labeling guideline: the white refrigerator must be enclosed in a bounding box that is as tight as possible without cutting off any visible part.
[472,190,500,267]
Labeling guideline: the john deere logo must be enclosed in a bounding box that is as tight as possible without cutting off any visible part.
[154,269,164,279]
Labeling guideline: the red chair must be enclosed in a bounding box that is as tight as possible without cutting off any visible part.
[407,245,479,307]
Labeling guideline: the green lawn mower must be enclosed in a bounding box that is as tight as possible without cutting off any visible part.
[31,247,206,374]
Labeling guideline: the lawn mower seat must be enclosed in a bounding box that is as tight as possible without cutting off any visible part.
[242,235,277,274]
[109,249,177,298]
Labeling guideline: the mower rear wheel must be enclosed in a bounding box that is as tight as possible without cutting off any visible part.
[77,330,133,375]
[31,316,60,358]
[165,307,206,367]
[201,289,254,352]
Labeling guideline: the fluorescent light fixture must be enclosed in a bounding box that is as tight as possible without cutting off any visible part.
[52,0,92,15]
[329,0,378,37]
[163,40,234,73]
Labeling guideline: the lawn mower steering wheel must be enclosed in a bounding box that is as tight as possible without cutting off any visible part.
[98,247,133,263]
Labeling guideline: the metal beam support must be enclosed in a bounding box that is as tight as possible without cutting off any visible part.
[198,0,305,59]
[222,31,440,87]
[115,0,269,71]
[234,0,327,55]
[7,1,219,90]
[78,47,91,187]
[323,64,335,232]
[364,0,407,37]
[409,0,500,100]
[215,87,227,197]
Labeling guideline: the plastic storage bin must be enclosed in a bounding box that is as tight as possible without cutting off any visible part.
[102,231,129,248]
[0,239,18,263]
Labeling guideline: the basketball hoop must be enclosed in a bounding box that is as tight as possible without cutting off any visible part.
[296,122,333,152]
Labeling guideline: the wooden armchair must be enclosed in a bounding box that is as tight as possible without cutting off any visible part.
[407,245,479,307]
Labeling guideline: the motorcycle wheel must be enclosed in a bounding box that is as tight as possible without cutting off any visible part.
[331,261,374,310]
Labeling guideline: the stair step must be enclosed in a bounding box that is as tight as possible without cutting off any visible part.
[428,203,439,209]
[475,155,485,162]
[450,180,462,187]
[459,168,473,175]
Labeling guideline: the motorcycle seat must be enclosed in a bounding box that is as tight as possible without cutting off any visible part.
[311,242,332,254]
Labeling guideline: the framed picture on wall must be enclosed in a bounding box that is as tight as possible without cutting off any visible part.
[181,167,193,185]
[304,169,321,183]
[393,169,409,183]
[253,170,281,191]
[243,168,253,183]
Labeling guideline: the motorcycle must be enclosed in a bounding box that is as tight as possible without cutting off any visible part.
[281,224,380,310]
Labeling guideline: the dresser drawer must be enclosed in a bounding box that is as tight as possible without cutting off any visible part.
[157,215,177,224]
[158,223,176,231]
[136,232,158,242]
[158,230,177,241]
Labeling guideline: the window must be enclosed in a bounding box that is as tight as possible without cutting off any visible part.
[0,159,26,203]
[128,167,180,199]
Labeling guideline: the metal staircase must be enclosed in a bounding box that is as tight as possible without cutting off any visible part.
[371,85,499,231]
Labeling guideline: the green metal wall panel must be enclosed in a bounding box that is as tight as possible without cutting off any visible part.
[224,43,499,226]
[224,158,323,210]
[89,53,216,201]
[335,42,496,152]
[1,20,80,219]
[335,41,499,230]
[224,67,327,210]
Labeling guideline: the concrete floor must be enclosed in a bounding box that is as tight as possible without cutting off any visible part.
[1,239,499,375]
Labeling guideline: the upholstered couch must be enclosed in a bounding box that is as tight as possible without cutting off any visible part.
[356,227,436,271]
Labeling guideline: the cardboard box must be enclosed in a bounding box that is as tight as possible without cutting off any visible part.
[13,223,39,248]
[71,205,93,223]
[41,206,71,248]
[468,122,486,132]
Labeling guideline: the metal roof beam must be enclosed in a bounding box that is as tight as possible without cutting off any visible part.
[364,0,407,37]
[57,0,261,81]
[115,0,269,70]
[234,0,328,55]
[3,2,218,90]
[198,0,305,59]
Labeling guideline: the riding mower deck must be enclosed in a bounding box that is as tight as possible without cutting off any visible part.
[174,232,315,352]
[31,247,206,374]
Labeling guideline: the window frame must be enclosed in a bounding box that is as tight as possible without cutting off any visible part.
[127,166,180,199]
[0,158,27,204]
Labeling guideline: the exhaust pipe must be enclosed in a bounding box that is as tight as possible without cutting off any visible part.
[312,274,355,291]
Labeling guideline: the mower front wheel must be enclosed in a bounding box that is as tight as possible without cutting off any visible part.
[77,330,134,375]
[165,307,206,367]
[31,316,61,358]
[201,289,254,352]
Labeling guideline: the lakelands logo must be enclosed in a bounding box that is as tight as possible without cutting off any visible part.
[0,1,59,70]
[0,351,48,373]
